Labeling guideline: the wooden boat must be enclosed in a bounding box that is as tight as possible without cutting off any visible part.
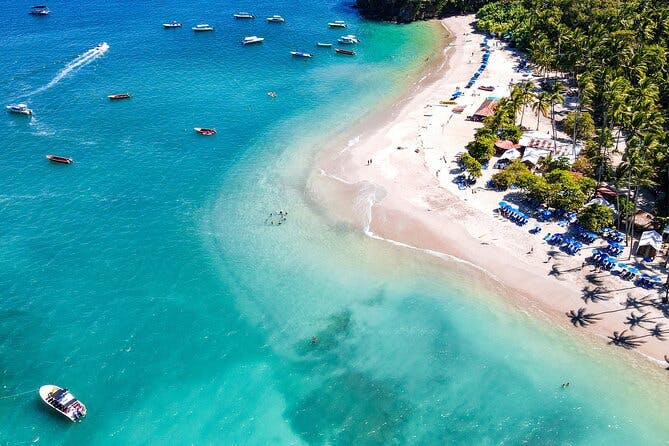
[194,127,216,136]
[335,48,356,56]
[39,385,86,421]
[108,93,131,100]
[46,155,73,164]
[478,86,495,92]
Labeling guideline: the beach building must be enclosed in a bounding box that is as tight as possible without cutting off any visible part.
[637,230,663,260]
[518,131,583,166]
[472,99,499,121]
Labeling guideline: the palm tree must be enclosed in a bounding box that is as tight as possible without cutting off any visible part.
[548,82,565,149]
[532,91,551,131]
[516,81,536,128]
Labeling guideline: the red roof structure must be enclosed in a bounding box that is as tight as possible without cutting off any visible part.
[473,99,499,119]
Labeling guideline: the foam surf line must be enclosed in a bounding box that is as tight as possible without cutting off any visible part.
[26,42,109,97]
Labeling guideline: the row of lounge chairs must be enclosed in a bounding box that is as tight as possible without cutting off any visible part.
[498,202,528,225]
[543,233,583,255]
[465,38,491,89]
[591,250,662,287]
[601,227,625,243]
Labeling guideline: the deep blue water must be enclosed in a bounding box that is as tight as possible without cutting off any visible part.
[1,1,669,444]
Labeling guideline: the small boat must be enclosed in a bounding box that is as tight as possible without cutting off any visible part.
[233,12,254,19]
[335,48,356,56]
[316,42,333,47]
[39,385,86,421]
[46,155,73,164]
[107,93,131,100]
[6,103,33,115]
[163,21,182,28]
[192,24,214,32]
[266,15,284,23]
[194,127,216,136]
[337,34,359,44]
[242,36,264,45]
[290,51,312,58]
[328,20,347,28]
[478,86,495,92]
[29,5,50,15]
[267,91,277,98]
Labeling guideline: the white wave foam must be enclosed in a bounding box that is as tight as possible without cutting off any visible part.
[25,42,109,97]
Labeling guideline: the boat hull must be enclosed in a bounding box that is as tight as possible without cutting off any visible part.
[335,48,356,56]
[39,385,85,422]
[194,127,216,135]
[108,94,131,100]
[46,155,73,164]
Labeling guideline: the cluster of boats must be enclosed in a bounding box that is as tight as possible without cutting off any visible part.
[162,14,359,56]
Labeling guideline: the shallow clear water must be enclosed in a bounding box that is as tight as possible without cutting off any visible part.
[1,1,668,444]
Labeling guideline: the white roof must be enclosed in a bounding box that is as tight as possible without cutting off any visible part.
[499,149,521,160]
[585,197,616,211]
[521,146,551,165]
[519,131,583,164]
[638,230,662,251]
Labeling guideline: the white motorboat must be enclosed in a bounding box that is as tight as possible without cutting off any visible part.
[192,24,214,32]
[337,34,359,44]
[6,103,33,115]
[316,42,333,47]
[163,21,182,28]
[243,36,264,45]
[29,5,50,15]
[233,12,254,19]
[328,20,347,28]
[291,51,312,58]
[266,15,284,23]
[39,385,86,422]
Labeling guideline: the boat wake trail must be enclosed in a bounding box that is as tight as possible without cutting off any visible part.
[26,42,109,97]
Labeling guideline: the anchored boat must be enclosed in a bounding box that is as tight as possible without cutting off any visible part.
[194,127,216,136]
[242,36,264,45]
[290,51,312,58]
[266,15,284,23]
[29,5,50,15]
[316,42,333,48]
[46,155,73,164]
[233,12,254,19]
[6,103,33,115]
[108,93,131,100]
[38,385,86,421]
[328,20,346,28]
[192,24,214,32]
[335,48,356,56]
[163,21,182,28]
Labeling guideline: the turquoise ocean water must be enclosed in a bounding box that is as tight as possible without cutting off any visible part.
[1,1,669,444]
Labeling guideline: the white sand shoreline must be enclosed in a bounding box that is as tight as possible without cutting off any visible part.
[312,15,669,370]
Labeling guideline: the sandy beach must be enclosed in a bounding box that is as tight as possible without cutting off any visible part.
[312,15,669,368]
